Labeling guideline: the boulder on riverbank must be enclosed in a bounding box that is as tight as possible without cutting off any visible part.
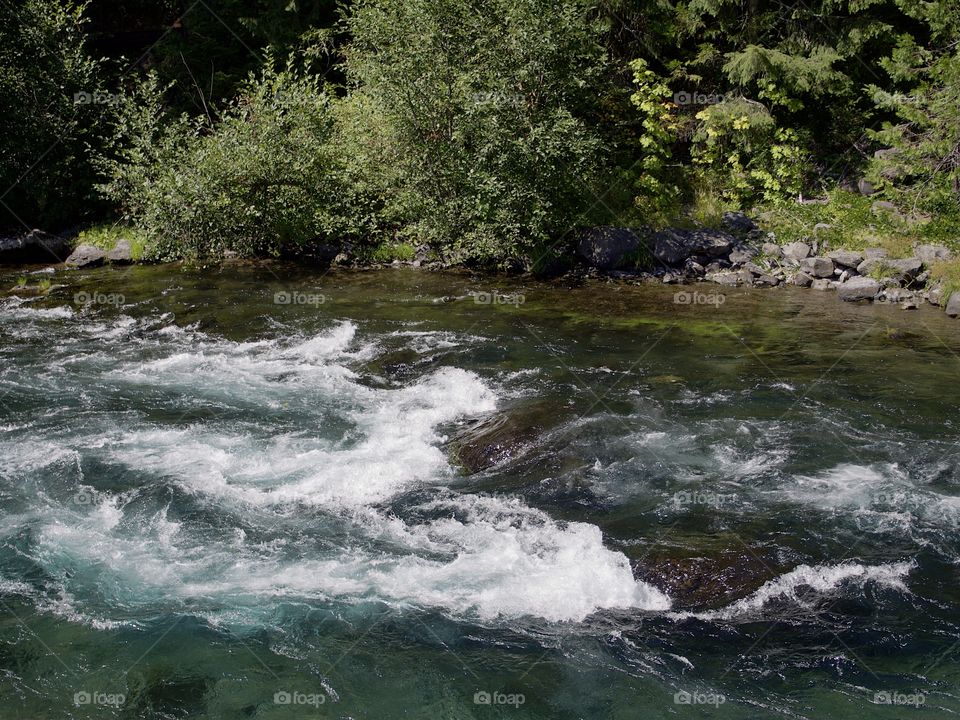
[653,228,735,265]
[837,276,881,302]
[576,227,642,270]
[0,230,70,264]
[65,244,106,268]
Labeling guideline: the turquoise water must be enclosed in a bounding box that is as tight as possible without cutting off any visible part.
[0,264,958,718]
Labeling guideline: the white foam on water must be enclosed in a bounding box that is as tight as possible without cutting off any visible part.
[14,314,670,624]
[676,561,914,622]
[109,364,496,507]
[345,494,672,621]
[4,304,75,320]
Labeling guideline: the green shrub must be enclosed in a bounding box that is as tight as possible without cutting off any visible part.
[0,0,106,229]
[75,224,150,261]
[341,0,611,267]
[96,63,356,262]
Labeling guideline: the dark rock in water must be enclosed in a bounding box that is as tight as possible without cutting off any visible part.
[0,229,70,264]
[634,546,782,610]
[106,239,134,264]
[450,404,560,474]
[577,227,642,270]
[65,243,106,268]
[653,228,734,266]
[366,348,442,382]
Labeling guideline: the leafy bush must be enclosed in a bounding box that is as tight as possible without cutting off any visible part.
[0,0,106,229]
[341,0,611,266]
[97,63,357,261]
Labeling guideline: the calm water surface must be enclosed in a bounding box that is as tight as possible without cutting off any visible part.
[0,264,958,718]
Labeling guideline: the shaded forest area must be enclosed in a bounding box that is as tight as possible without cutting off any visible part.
[2,0,959,268]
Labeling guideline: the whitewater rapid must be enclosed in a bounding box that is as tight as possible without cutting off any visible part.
[0,305,671,624]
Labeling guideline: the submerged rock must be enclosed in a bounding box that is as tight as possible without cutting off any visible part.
[449,404,561,474]
[634,546,783,610]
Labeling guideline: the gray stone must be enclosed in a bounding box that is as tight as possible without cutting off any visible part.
[576,227,642,270]
[858,178,876,196]
[927,285,945,306]
[106,239,134,264]
[708,271,743,287]
[946,292,960,318]
[788,272,813,287]
[837,276,881,302]
[762,242,783,259]
[915,244,953,266]
[754,274,780,287]
[864,247,888,260]
[827,250,864,269]
[811,278,834,290]
[871,200,899,215]
[653,228,735,265]
[800,256,835,278]
[65,244,106,268]
[728,244,758,265]
[721,211,758,236]
[856,257,922,283]
[782,242,811,262]
[901,300,918,310]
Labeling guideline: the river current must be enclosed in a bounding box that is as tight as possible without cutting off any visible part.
[0,264,958,718]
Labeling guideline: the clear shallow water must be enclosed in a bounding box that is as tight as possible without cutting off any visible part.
[0,263,959,718]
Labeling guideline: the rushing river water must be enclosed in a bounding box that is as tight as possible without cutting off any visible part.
[0,263,959,718]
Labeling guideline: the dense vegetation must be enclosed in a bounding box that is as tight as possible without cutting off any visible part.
[1,0,959,267]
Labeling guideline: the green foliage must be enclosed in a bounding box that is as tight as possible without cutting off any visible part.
[929,258,960,304]
[869,47,960,216]
[690,98,808,205]
[75,224,150,261]
[0,0,106,229]
[341,0,611,266]
[628,59,682,225]
[96,63,355,262]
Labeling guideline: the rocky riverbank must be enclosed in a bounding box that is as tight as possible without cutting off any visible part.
[574,214,960,318]
[3,216,959,319]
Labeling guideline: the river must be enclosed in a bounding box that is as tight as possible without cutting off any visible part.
[0,263,958,718]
